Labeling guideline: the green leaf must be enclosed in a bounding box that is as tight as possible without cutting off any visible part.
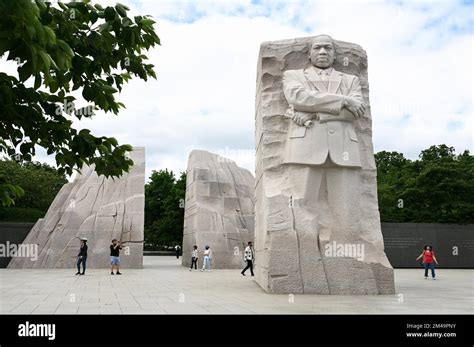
[98,22,110,33]
[26,24,36,40]
[116,4,128,17]
[56,52,65,70]
[82,85,93,101]
[36,0,47,11]
[29,45,38,70]
[108,137,118,146]
[18,63,33,82]
[34,74,41,89]
[58,2,68,11]
[102,84,118,94]
[38,51,51,71]
[141,18,156,28]
[57,40,74,58]
[104,7,116,21]
[43,26,55,42]
[134,16,143,24]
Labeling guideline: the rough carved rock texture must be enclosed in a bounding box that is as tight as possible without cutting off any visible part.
[8,148,145,269]
[182,150,255,269]
[254,37,395,294]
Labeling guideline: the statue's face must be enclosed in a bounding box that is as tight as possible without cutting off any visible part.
[310,36,335,69]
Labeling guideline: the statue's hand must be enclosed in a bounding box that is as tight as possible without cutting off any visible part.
[344,97,366,118]
[285,105,314,127]
[347,106,364,119]
[293,112,314,127]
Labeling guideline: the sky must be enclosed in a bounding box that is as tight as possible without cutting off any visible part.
[1,0,473,181]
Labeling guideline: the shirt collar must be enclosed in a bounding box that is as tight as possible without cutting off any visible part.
[313,66,333,75]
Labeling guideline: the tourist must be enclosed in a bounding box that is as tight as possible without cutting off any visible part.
[175,245,181,259]
[76,238,88,275]
[189,245,198,271]
[110,239,123,275]
[416,245,439,280]
[241,241,254,276]
[200,245,212,272]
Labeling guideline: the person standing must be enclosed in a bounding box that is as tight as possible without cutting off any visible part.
[200,245,212,272]
[76,238,88,275]
[416,245,439,280]
[189,245,198,271]
[241,241,254,276]
[175,245,181,259]
[110,239,123,275]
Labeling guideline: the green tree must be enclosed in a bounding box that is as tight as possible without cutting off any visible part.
[375,150,409,222]
[144,170,186,250]
[401,146,474,223]
[0,159,67,221]
[375,145,474,224]
[0,0,160,206]
[419,144,456,162]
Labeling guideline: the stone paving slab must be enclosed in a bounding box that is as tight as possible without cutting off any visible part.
[0,256,472,314]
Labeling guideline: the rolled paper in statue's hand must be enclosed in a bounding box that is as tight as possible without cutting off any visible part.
[284,105,313,128]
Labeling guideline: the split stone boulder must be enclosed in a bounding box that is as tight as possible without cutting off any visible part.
[182,150,254,269]
[8,147,145,269]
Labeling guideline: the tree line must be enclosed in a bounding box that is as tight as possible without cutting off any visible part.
[0,144,472,247]
[376,144,473,224]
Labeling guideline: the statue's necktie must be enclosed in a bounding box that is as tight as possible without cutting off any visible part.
[320,71,330,90]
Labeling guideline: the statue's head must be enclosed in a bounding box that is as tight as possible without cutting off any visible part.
[309,35,336,69]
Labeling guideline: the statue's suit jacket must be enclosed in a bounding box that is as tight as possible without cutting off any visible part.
[283,65,363,167]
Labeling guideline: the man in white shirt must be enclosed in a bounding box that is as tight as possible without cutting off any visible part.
[241,241,254,276]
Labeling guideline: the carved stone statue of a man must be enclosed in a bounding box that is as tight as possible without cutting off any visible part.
[283,34,366,167]
[254,34,394,294]
[278,35,390,293]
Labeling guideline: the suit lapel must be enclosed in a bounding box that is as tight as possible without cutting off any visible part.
[328,69,343,94]
[304,66,327,92]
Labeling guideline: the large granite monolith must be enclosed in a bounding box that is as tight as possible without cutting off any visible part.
[254,35,395,294]
[8,147,145,269]
[182,150,254,269]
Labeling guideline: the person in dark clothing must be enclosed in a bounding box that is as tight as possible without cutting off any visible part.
[241,241,254,276]
[76,238,88,275]
[175,245,181,259]
[110,239,122,275]
[189,245,198,271]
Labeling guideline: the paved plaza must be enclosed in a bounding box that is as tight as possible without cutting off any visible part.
[0,256,472,314]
